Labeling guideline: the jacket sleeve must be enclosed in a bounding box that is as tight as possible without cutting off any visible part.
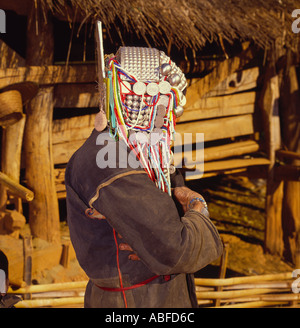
[90,170,223,275]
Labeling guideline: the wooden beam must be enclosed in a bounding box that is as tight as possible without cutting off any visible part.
[275,165,300,182]
[0,64,97,89]
[276,149,300,162]
[178,104,254,123]
[178,92,255,123]
[0,171,34,201]
[0,40,26,69]
[173,140,260,170]
[185,45,256,101]
[0,115,26,210]
[175,114,254,143]
[52,114,95,164]
[204,140,260,162]
[52,114,96,144]
[204,157,270,172]
[54,84,99,108]
[203,67,259,97]
[185,91,256,111]
[53,140,87,165]
[184,158,270,181]
[201,168,248,179]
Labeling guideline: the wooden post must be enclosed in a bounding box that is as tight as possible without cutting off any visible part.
[279,64,300,266]
[23,6,60,243]
[214,242,229,307]
[0,93,26,212]
[259,63,284,256]
[23,235,33,300]
[0,92,28,237]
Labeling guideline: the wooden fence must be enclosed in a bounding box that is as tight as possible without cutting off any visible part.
[195,272,300,308]
[7,272,299,308]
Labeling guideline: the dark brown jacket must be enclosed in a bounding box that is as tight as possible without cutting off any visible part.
[65,129,223,308]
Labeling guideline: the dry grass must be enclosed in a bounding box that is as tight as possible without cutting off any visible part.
[40,0,300,52]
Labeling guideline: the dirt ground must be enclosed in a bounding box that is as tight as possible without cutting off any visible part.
[186,175,293,278]
[31,174,293,285]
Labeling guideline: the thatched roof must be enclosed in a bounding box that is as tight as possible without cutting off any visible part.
[42,0,300,52]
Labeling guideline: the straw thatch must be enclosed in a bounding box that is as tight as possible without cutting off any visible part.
[41,0,300,52]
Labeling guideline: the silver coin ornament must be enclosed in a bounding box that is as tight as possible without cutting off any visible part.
[174,105,184,117]
[135,131,149,144]
[160,63,172,76]
[168,73,181,86]
[157,104,166,117]
[154,116,164,128]
[133,81,146,95]
[159,81,171,94]
[157,95,169,107]
[169,164,176,174]
[146,83,159,96]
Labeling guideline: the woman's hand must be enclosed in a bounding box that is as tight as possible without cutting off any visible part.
[173,186,206,213]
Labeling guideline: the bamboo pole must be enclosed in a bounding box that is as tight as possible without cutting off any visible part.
[31,290,85,299]
[214,242,229,306]
[8,281,88,294]
[213,293,300,308]
[15,297,84,308]
[215,301,289,308]
[196,288,277,299]
[222,282,291,290]
[262,293,300,302]
[0,171,34,201]
[194,272,293,287]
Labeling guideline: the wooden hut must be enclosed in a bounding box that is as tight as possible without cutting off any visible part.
[0,0,299,277]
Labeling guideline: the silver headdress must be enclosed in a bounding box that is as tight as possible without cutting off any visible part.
[96,22,187,194]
